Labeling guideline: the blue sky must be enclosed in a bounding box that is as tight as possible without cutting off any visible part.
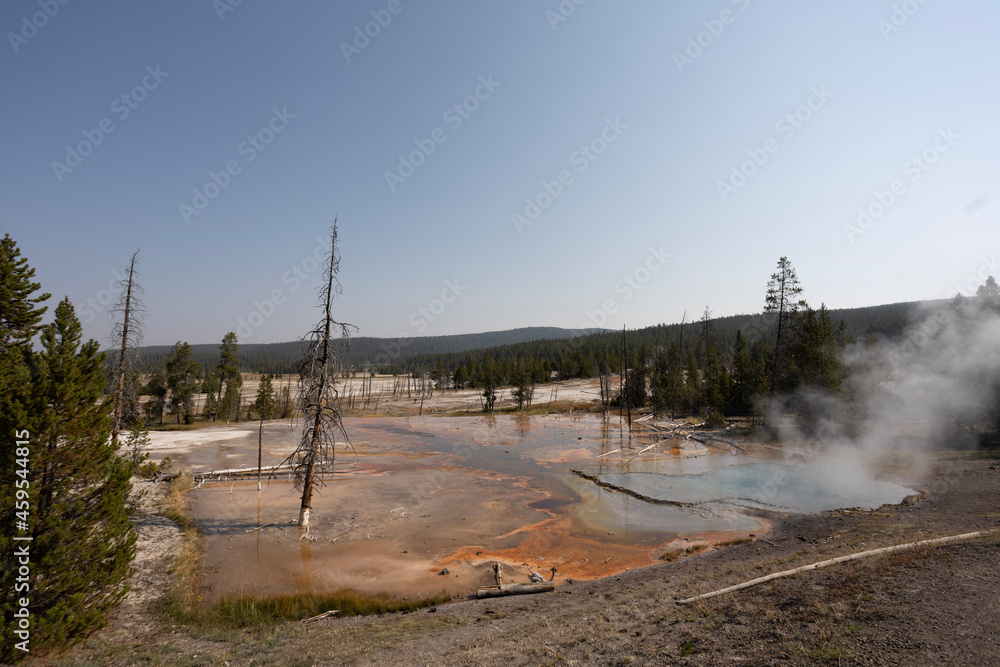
[3,0,998,346]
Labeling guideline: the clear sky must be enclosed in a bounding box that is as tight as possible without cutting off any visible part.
[3,1,998,346]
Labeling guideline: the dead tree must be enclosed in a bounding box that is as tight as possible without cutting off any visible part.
[597,350,613,416]
[672,311,686,421]
[292,221,356,527]
[109,249,144,448]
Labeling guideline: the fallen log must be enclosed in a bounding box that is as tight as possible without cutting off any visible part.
[570,468,695,507]
[629,439,670,460]
[687,433,748,454]
[301,609,339,623]
[477,583,554,598]
[676,529,996,605]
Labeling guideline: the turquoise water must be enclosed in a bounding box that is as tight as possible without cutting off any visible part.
[598,459,917,513]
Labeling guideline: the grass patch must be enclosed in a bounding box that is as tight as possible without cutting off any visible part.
[660,543,711,562]
[716,538,753,548]
[148,421,228,432]
[159,474,204,614]
[937,448,1000,460]
[175,590,450,630]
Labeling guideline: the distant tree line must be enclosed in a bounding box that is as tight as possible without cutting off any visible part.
[136,333,293,426]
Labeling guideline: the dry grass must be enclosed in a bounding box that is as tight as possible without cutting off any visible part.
[660,543,710,562]
[178,590,451,630]
[716,538,753,548]
[160,474,203,613]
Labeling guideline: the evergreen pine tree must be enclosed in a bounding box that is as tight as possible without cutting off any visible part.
[278,384,294,419]
[1,235,51,659]
[2,298,136,658]
[511,360,534,409]
[253,374,276,420]
[165,341,199,423]
[763,257,808,425]
[215,332,240,422]
[732,330,754,415]
[142,364,168,425]
[0,234,51,353]
[124,417,153,472]
[685,349,701,413]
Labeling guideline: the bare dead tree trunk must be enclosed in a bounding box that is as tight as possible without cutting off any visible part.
[672,311,686,421]
[293,221,356,527]
[257,416,264,491]
[214,378,224,422]
[619,328,625,425]
[625,331,632,431]
[110,249,143,448]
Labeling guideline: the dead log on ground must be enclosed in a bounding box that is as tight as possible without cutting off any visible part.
[676,529,996,605]
[477,583,555,598]
[302,609,340,623]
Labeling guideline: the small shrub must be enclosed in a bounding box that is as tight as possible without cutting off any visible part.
[138,461,160,478]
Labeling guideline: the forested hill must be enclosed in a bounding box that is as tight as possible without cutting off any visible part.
[132,326,602,374]
[130,301,945,376]
[401,299,944,374]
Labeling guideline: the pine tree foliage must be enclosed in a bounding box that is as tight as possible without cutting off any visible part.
[0,234,52,659]
[253,374,277,420]
[141,364,168,424]
[1,298,136,658]
[215,332,240,422]
[165,341,199,424]
[0,234,50,353]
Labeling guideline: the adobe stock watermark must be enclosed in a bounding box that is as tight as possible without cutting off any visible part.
[842,126,958,244]
[885,308,949,368]
[340,0,416,63]
[673,0,754,73]
[12,429,32,654]
[372,278,468,366]
[78,267,131,324]
[878,0,932,40]
[580,245,671,329]
[750,440,822,507]
[236,233,325,340]
[179,107,295,224]
[51,65,169,183]
[545,0,586,31]
[384,76,501,192]
[7,0,71,54]
[954,255,1000,298]
[716,85,833,203]
[511,116,627,233]
[213,0,244,22]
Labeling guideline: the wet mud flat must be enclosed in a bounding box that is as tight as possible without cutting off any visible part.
[147,415,914,602]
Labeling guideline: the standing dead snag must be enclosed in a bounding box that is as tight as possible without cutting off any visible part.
[109,249,144,448]
[292,221,356,527]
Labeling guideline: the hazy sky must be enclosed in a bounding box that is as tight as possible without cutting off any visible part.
[3,1,998,346]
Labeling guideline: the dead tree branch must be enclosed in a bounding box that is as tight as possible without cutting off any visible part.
[109,249,144,447]
[292,220,357,527]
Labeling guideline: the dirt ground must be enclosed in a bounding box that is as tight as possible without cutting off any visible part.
[42,454,1000,666]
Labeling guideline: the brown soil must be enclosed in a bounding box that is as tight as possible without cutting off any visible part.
[43,457,1000,666]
